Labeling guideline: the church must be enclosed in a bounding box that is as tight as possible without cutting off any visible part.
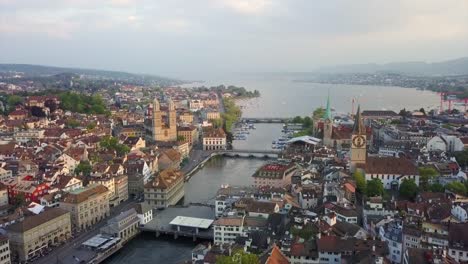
[150,97,177,142]
[349,106,419,189]
[318,95,372,149]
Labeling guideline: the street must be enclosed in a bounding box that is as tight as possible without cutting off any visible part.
[34,200,137,264]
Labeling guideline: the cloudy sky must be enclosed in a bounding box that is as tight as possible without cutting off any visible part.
[1,0,467,78]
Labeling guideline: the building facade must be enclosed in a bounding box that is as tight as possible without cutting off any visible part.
[0,236,10,264]
[152,98,177,142]
[7,208,71,262]
[144,169,184,208]
[59,184,110,232]
[202,128,227,151]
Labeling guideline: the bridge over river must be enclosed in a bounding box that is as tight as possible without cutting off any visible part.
[239,117,292,123]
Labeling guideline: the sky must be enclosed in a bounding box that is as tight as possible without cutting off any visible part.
[0,0,467,78]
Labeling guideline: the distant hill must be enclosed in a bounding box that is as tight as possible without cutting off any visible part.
[316,57,468,76]
[0,64,181,85]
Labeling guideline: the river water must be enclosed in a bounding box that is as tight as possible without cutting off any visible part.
[106,74,440,264]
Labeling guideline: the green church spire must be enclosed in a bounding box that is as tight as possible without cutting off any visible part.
[324,90,332,120]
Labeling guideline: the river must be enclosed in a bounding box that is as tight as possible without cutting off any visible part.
[106,74,440,263]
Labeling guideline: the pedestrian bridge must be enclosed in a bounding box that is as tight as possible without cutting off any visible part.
[240,117,292,123]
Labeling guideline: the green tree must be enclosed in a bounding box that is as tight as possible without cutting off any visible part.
[100,136,130,156]
[212,118,223,128]
[177,135,186,142]
[66,119,80,128]
[419,108,426,115]
[399,179,419,200]
[353,170,367,195]
[303,116,312,128]
[12,193,26,208]
[75,161,92,176]
[216,250,259,264]
[292,116,303,123]
[367,179,384,197]
[7,95,23,112]
[418,167,439,191]
[446,181,467,195]
[312,107,325,119]
[429,183,445,193]
[86,122,97,130]
[291,225,316,240]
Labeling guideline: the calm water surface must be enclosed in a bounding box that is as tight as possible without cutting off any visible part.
[183,74,440,118]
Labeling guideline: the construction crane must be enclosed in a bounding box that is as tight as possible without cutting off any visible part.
[437,91,464,112]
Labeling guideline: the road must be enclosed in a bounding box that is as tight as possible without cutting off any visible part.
[181,149,213,175]
[34,200,137,264]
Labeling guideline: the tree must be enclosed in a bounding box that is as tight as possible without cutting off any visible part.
[419,108,426,115]
[399,108,409,117]
[354,170,367,195]
[212,118,223,128]
[7,95,23,112]
[99,136,130,156]
[177,135,186,142]
[216,250,259,264]
[429,183,445,193]
[446,181,467,195]
[418,167,439,191]
[86,122,97,130]
[12,193,26,208]
[303,116,312,128]
[75,161,92,177]
[292,116,303,124]
[66,118,80,128]
[399,179,419,200]
[312,107,325,119]
[367,179,384,197]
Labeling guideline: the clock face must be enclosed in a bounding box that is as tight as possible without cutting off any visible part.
[352,135,366,148]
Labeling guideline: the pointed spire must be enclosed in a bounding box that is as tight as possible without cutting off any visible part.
[168,97,175,111]
[324,90,332,120]
[153,98,160,111]
[353,105,365,134]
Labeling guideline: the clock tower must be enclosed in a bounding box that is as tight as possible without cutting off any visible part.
[350,105,366,172]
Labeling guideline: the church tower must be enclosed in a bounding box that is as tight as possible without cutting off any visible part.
[350,105,367,172]
[323,91,333,147]
[152,98,162,141]
[167,97,177,140]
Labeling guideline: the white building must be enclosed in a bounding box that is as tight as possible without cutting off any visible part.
[133,203,153,225]
[203,128,227,151]
[0,236,10,264]
[379,221,403,264]
[451,204,468,222]
[213,216,246,245]
[14,129,44,143]
[427,135,464,152]
[363,157,419,190]
[0,168,12,182]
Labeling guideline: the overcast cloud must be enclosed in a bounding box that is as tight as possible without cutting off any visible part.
[0,0,467,78]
